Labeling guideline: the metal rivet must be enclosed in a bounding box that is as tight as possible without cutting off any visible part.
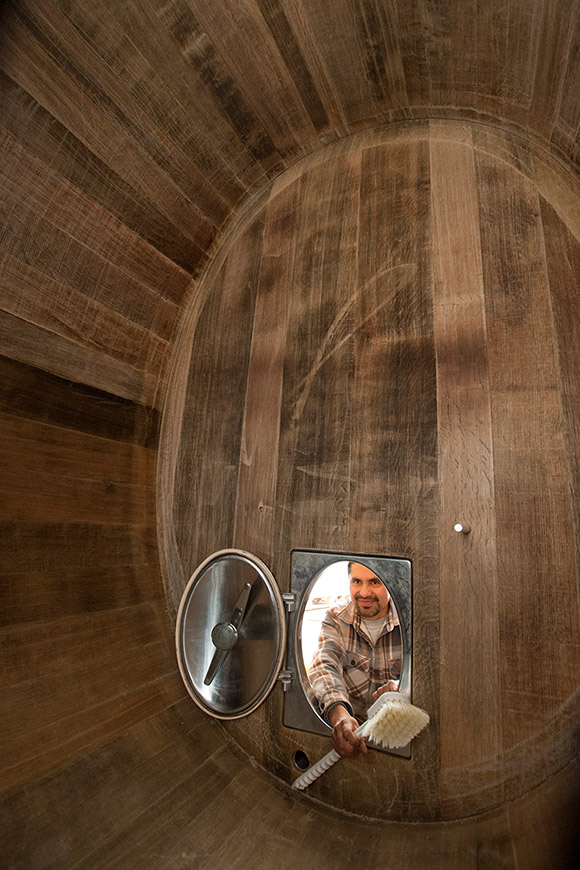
[454,522,471,534]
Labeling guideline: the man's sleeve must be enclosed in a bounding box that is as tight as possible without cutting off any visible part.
[307,612,353,721]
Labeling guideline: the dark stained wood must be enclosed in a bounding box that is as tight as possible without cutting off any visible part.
[0,69,202,273]
[0,411,153,526]
[265,0,347,134]
[254,0,330,135]
[423,0,478,110]
[0,13,215,256]
[286,0,378,129]
[187,0,318,154]
[274,152,360,574]
[0,698,211,866]
[0,412,151,487]
[349,132,439,819]
[0,127,190,308]
[164,123,580,830]
[84,748,267,870]
[0,154,179,344]
[476,148,580,750]
[540,198,580,635]
[1,463,149,525]
[0,565,162,627]
[501,0,543,112]
[171,213,265,595]
[0,649,182,792]
[0,309,160,406]
[14,0,237,219]
[1,639,173,745]
[155,0,282,173]
[507,756,580,870]
[394,0,430,108]
[96,0,272,183]
[233,174,302,566]
[530,0,578,138]
[0,356,159,445]
[0,603,164,689]
[350,136,435,555]
[430,122,501,815]
[0,522,157,574]
[475,0,510,118]
[234,152,361,777]
[4,0,580,863]
[0,250,168,378]
[5,0,580,183]
[353,0,408,115]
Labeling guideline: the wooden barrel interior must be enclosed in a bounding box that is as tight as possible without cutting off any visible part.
[3,2,580,867]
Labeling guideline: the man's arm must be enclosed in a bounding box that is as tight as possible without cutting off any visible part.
[307,611,352,718]
[308,611,367,757]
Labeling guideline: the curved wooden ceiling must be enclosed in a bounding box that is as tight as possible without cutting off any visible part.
[3,0,580,291]
[3,0,580,412]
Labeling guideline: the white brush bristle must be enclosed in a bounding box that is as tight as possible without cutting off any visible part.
[364,698,430,749]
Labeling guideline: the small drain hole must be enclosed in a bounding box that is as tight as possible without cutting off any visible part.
[293,750,310,771]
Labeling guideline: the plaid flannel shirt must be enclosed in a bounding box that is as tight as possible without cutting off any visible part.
[308,599,402,722]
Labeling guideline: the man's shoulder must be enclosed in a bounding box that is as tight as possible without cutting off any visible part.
[323,601,353,624]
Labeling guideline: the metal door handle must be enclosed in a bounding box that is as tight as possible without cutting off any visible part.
[204,581,253,685]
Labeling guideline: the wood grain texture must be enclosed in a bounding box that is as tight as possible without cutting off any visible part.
[0,68,203,272]
[0,25,213,260]
[348,133,440,818]
[274,152,360,574]
[0,356,158,445]
[233,174,302,565]
[187,0,318,155]
[170,214,264,603]
[430,123,501,813]
[4,0,580,863]
[476,148,580,753]
[6,0,580,187]
[541,199,580,633]
[161,123,580,828]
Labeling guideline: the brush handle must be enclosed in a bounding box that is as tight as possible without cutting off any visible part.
[291,722,367,790]
[291,747,340,790]
[291,694,404,790]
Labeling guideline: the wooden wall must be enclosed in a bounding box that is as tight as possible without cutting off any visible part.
[2,0,580,866]
[161,122,580,830]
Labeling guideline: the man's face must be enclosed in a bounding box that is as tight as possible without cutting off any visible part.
[349,564,390,620]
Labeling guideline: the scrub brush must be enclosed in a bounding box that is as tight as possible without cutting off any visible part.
[292,692,429,791]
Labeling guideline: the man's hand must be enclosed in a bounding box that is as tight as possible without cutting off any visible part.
[371,679,399,703]
[328,704,368,757]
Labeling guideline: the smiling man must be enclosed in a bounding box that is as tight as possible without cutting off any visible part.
[308,562,402,758]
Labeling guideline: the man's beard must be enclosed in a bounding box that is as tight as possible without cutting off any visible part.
[354,596,381,618]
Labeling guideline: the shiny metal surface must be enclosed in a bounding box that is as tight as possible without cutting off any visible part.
[203,580,253,685]
[211,622,239,650]
[176,550,286,719]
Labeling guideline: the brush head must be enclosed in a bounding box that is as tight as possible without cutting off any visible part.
[360,692,430,749]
